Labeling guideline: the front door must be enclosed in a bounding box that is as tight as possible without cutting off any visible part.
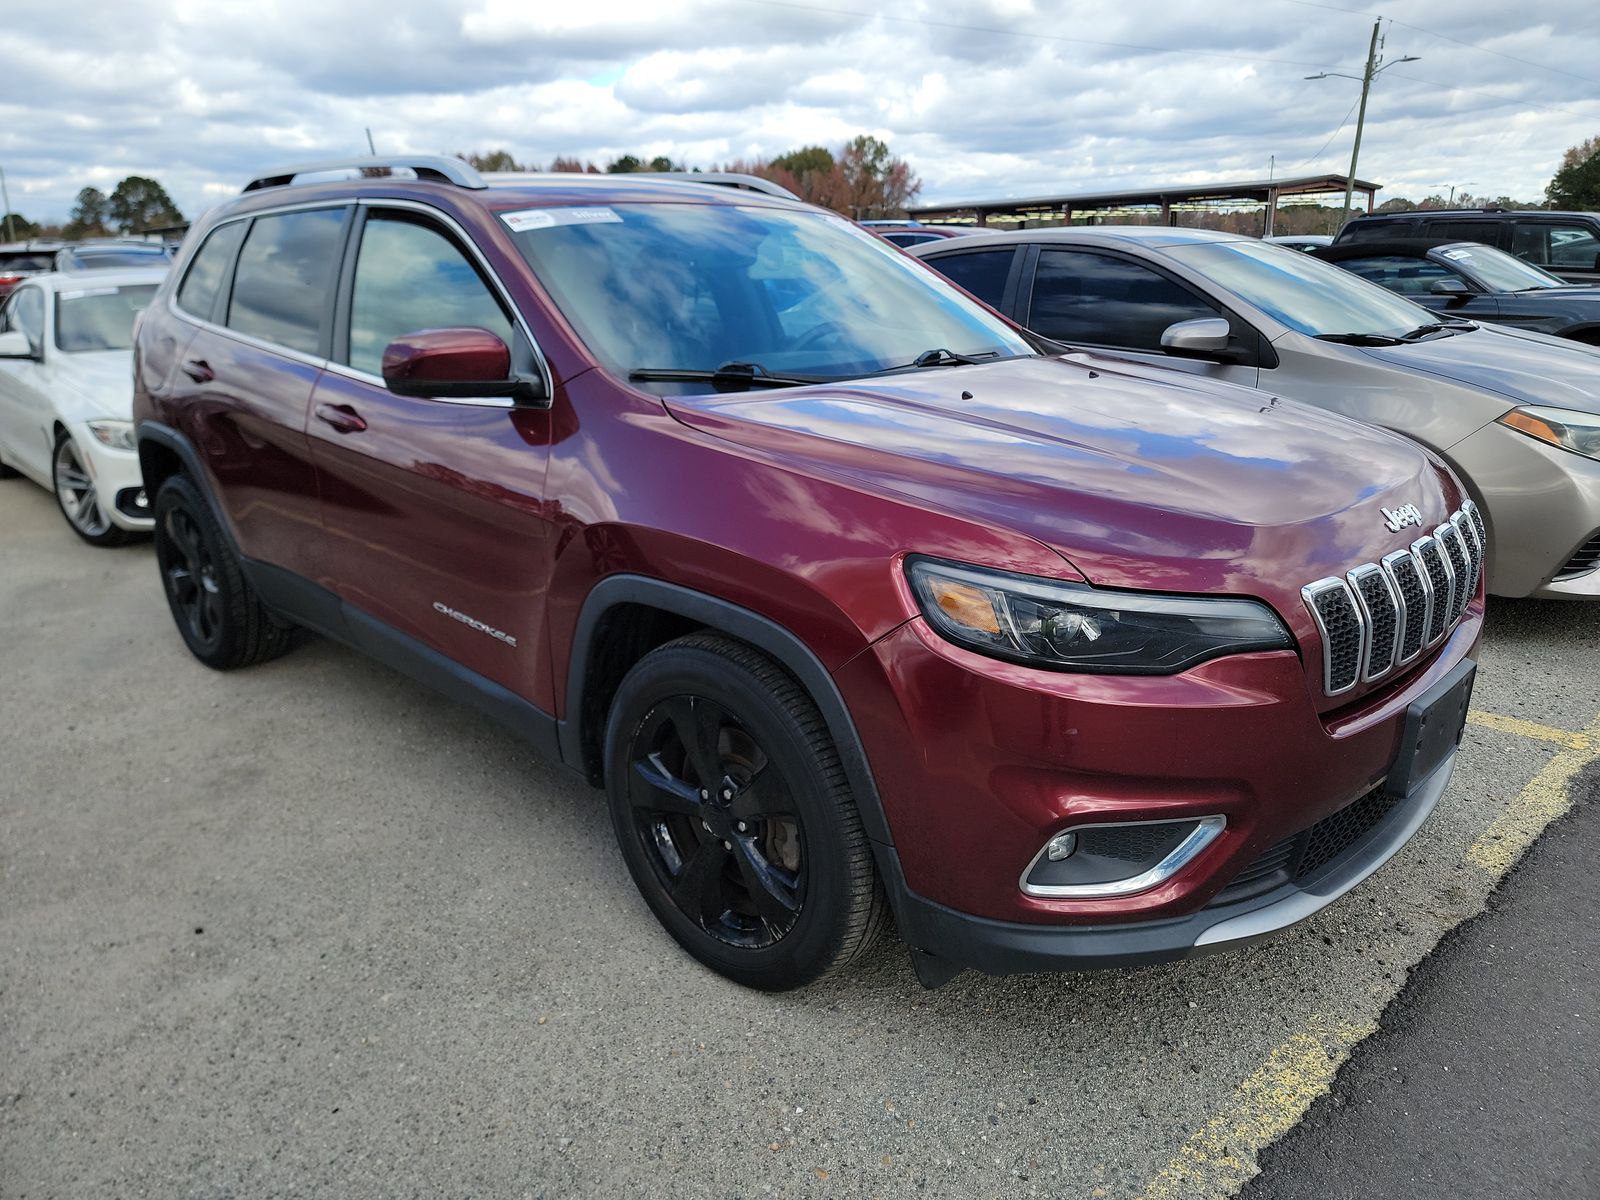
[0,285,54,481]
[307,206,560,712]
[1020,246,1262,387]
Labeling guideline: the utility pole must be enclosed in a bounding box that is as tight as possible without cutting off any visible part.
[366,127,376,155]
[1342,20,1381,223]
[1307,23,1418,227]
[0,164,15,243]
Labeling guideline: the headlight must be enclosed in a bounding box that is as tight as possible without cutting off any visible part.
[1497,406,1600,461]
[86,419,136,452]
[907,558,1292,674]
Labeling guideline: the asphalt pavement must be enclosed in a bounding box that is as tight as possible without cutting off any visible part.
[2,477,1597,1199]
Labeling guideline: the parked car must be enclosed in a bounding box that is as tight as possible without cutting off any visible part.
[1333,208,1600,285]
[1266,234,1333,252]
[1311,239,1600,344]
[54,240,174,272]
[863,221,998,248]
[0,241,65,300]
[911,227,1600,598]
[0,267,167,543]
[134,155,1482,990]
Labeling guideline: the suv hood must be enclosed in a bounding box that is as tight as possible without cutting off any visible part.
[1360,324,1600,415]
[666,354,1456,605]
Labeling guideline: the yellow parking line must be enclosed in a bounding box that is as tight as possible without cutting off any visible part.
[1136,1019,1375,1200]
[1467,709,1600,875]
[1467,709,1593,751]
[1137,709,1600,1200]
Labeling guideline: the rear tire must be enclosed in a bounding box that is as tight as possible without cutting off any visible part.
[153,474,295,669]
[604,634,886,990]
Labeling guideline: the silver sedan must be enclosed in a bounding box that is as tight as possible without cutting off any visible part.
[913,228,1600,598]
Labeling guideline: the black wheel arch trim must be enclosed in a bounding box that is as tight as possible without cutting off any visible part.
[136,421,241,551]
[560,574,895,848]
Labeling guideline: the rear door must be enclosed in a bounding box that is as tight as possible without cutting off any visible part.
[163,208,347,582]
[1020,246,1262,385]
[307,203,560,710]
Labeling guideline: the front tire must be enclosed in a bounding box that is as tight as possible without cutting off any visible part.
[604,634,886,990]
[153,474,295,669]
[52,431,132,546]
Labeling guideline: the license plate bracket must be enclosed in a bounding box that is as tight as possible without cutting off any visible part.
[1387,658,1476,798]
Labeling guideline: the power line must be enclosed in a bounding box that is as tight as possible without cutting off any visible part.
[735,0,1345,73]
[1272,0,1600,88]
[1386,70,1600,121]
[1292,94,1362,170]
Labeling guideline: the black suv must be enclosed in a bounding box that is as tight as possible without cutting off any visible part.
[1333,209,1600,285]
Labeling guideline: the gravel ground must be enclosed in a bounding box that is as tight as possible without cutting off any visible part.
[2,478,1595,1199]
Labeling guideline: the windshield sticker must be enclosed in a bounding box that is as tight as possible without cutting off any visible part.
[1441,249,1473,260]
[500,206,622,233]
[58,287,119,300]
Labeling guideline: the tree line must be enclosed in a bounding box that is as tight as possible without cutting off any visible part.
[460,135,923,219]
[3,175,184,242]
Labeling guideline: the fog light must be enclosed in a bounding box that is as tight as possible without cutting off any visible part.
[1021,816,1225,899]
[1045,831,1077,861]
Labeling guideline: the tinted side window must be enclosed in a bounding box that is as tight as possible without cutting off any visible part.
[1338,220,1407,244]
[928,249,1015,311]
[1338,255,1456,296]
[345,214,515,376]
[176,221,247,321]
[1512,221,1600,269]
[226,208,347,356]
[1420,219,1497,245]
[1028,249,1218,349]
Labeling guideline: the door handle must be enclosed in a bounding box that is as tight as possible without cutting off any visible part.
[314,402,367,434]
[182,358,214,383]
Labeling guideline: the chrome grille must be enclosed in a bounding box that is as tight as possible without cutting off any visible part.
[1303,504,1483,696]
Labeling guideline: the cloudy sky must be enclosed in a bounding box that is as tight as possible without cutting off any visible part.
[2,0,1597,224]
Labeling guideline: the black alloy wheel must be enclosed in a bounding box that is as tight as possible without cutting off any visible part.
[605,634,886,990]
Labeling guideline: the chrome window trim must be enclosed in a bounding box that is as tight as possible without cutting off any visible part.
[1302,576,1365,696]
[162,196,555,408]
[1018,816,1227,899]
[1380,549,1426,666]
[1346,562,1400,682]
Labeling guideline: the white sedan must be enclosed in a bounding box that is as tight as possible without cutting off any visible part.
[0,267,167,545]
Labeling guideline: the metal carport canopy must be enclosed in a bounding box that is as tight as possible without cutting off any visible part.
[906,172,1382,235]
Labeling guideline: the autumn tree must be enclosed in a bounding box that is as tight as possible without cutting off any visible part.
[1,213,39,240]
[107,176,184,234]
[461,149,530,172]
[836,135,921,218]
[65,187,110,238]
[1547,134,1600,210]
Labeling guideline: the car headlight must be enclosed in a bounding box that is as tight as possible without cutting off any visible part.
[1497,406,1600,461]
[907,558,1292,674]
[86,419,137,452]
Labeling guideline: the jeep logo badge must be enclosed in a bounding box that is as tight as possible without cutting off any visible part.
[1381,503,1424,533]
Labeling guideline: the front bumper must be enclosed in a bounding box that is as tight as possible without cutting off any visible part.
[1445,422,1600,599]
[888,749,1455,975]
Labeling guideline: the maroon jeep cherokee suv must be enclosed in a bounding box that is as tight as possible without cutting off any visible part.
[132,156,1483,990]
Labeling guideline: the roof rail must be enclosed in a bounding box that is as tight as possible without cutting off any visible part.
[243,155,486,193]
[654,172,802,201]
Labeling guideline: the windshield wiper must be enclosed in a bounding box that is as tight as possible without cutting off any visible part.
[1398,321,1477,341]
[627,361,822,392]
[853,347,1005,378]
[1315,332,1406,346]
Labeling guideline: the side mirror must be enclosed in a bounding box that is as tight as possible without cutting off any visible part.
[381,328,548,408]
[0,329,38,359]
[1160,317,1234,360]
[1428,277,1471,298]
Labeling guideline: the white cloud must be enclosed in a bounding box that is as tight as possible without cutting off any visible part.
[1,0,1597,224]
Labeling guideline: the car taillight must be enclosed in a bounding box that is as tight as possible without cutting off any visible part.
[0,276,22,287]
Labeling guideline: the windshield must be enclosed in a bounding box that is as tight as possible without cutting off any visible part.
[507,203,1033,391]
[1167,239,1433,338]
[54,284,159,352]
[1437,243,1566,292]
